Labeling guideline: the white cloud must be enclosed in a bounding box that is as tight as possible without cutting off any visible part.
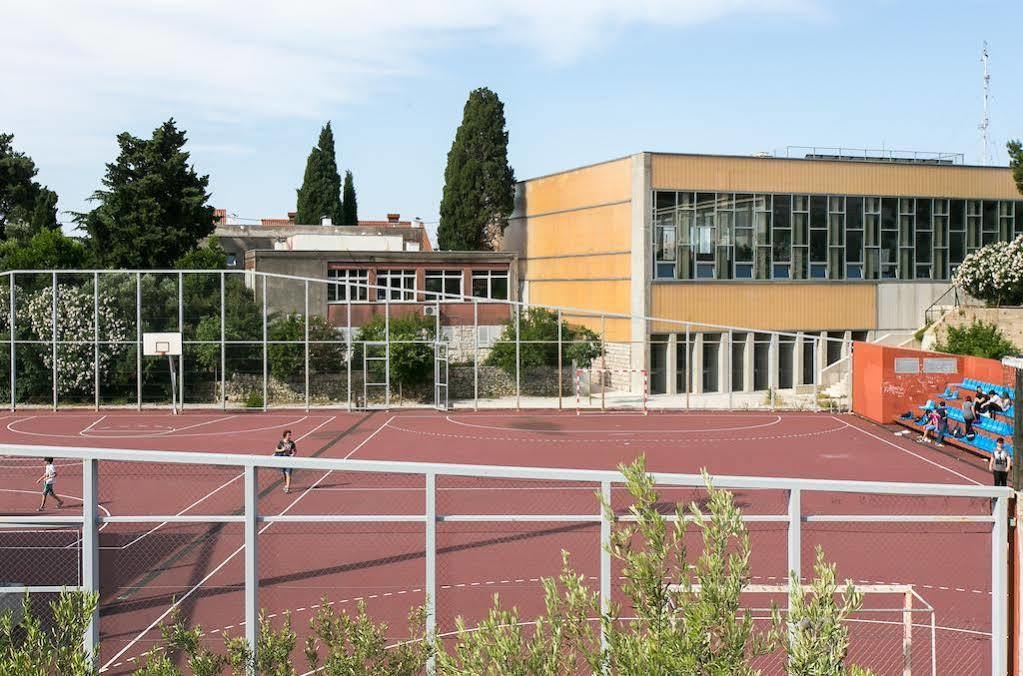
[2,0,819,124]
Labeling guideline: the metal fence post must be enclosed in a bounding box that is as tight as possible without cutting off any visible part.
[262,275,268,412]
[684,325,691,410]
[51,271,57,411]
[82,458,99,658]
[178,272,184,411]
[9,272,15,411]
[304,280,310,412]
[728,329,734,410]
[385,293,391,408]
[788,488,801,583]
[473,300,479,411]
[425,472,437,674]
[600,480,612,654]
[94,272,99,410]
[992,494,1008,676]
[220,272,226,410]
[515,303,521,411]
[244,465,259,672]
[346,295,352,412]
[600,314,607,412]
[557,309,563,410]
[136,272,141,410]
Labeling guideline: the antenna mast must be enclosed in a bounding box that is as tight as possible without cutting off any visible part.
[979,41,990,165]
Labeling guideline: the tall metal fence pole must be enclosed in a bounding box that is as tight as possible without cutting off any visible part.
[728,330,734,410]
[600,314,607,412]
[178,272,184,411]
[93,272,99,410]
[304,280,310,412]
[473,300,479,411]
[82,458,99,658]
[244,465,259,671]
[599,480,612,653]
[136,272,141,410]
[557,309,563,410]
[684,325,691,410]
[9,272,15,411]
[220,272,226,410]
[385,293,391,408]
[51,271,57,411]
[787,488,801,582]
[346,294,352,412]
[992,494,1009,675]
[262,276,268,412]
[425,471,437,674]
[515,303,521,411]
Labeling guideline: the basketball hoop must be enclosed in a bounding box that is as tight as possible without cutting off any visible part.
[143,332,183,415]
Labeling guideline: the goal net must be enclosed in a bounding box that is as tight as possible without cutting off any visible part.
[574,367,648,414]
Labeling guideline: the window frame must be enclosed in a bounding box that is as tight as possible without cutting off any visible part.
[424,269,464,302]
[471,269,510,301]
[327,268,370,303]
[376,268,417,301]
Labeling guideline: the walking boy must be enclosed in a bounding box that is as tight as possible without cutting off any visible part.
[989,438,1012,487]
[36,457,65,511]
[274,429,297,494]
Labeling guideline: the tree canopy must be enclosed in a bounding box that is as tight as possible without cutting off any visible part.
[0,133,59,237]
[340,169,358,225]
[1009,140,1023,197]
[73,119,215,269]
[295,122,343,225]
[437,88,515,251]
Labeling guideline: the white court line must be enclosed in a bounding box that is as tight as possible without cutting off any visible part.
[79,415,109,436]
[7,415,312,440]
[444,414,782,434]
[108,415,337,552]
[100,413,389,672]
[833,416,983,486]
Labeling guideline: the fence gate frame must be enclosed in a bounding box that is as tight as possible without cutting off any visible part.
[361,340,389,409]
[434,340,449,411]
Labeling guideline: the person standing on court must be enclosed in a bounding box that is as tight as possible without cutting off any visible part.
[989,438,1011,487]
[36,457,65,511]
[275,429,297,494]
[935,400,948,447]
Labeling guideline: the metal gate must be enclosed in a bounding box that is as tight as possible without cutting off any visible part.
[434,341,449,411]
[362,341,389,408]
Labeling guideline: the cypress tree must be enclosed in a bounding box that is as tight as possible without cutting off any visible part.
[438,88,515,251]
[295,122,343,225]
[340,170,358,225]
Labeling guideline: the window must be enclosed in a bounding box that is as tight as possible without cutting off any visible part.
[377,269,416,301]
[425,270,463,301]
[226,253,237,267]
[327,268,369,302]
[472,270,509,300]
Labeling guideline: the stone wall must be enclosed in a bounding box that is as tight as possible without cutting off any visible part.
[922,306,1023,352]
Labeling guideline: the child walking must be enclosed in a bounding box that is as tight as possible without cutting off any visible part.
[36,457,64,511]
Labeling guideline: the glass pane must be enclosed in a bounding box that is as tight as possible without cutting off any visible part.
[773,229,791,262]
[810,196,827,227]
[810,230,827,262]
[846,231,863,261]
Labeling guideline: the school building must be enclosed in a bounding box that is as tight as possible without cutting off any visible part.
[503,149,1022,396]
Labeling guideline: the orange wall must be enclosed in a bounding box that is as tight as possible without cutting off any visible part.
[853,342,1010,424]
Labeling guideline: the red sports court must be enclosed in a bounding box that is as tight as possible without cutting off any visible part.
[0,403,1011,675]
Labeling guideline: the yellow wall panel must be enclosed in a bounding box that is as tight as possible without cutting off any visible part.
[526,253,630,280]
[529,280,631,341]
[525,158,632,215]
[525,202,632,259]
[651,154,1019,199]
[650,283,876,332]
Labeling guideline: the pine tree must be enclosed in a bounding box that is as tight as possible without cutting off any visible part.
[1009,140,1023,196]
[295,122,343,225]
[340,170,358,225]
[73,119,215,268]
[0,133,60,236]
[437,88,516,251]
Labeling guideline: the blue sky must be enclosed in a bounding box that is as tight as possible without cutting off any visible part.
[3,1,1021,243]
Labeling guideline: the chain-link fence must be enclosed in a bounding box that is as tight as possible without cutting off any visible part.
[0,269,857,413]
[0,444,1009,674]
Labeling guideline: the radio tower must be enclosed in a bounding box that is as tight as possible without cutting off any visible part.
[979,41,990,165]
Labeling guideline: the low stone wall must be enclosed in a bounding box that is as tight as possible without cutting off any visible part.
[923,306,1023,352]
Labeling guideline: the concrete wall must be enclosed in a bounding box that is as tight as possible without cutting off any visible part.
[874,282,950,332]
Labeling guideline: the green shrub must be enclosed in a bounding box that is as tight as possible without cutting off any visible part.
[485,308,602,377]
[245,391,264,408]
[936,319,1019,360]
[355,314,436,390]
[0,590,98,675]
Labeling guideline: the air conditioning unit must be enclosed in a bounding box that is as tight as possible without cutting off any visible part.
[423,305,438,317]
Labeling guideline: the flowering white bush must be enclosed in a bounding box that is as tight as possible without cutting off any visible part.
[19,285,131,395]
[953,235,1023,306]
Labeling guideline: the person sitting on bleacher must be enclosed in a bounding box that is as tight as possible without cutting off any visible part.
[980,389,1008,418]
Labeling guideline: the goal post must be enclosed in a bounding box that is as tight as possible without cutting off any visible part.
[575,367,648,415]
[142,332,183,414]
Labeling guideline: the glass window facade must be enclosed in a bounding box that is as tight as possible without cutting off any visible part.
[652,191,1020,281]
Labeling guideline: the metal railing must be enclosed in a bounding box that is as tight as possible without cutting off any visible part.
[0,443,1010,674]
[779,147,965,165]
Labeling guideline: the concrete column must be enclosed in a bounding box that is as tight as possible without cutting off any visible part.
[793,332,805,386]
[717,335,729,395]
[841,330,852,360]
[629,153,652,394]
[666,333,678,396]
[768,333,780,391]
[744,333,754,392]
[816,331,828,375]
[691,333,704,395]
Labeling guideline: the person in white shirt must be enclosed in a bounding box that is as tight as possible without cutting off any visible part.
[36,457,65,511]
[983,391,1009,418]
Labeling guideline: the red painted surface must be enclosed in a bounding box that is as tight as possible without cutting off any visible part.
[0,410,997,674]
[853,341,1011,424]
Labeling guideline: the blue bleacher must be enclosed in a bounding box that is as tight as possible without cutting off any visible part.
[909,375,1015,456]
